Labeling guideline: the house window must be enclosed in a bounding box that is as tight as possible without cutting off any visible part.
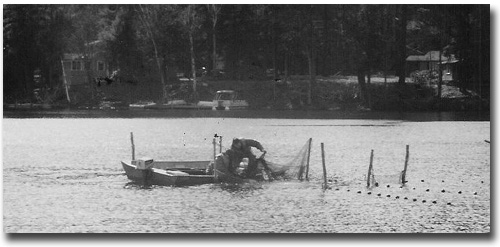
[71,60,82,71]
[84,61,91,71]
[97,61,105,71]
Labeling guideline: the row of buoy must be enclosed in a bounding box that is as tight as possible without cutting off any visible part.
[329,186,480,205]
[373,185,480,195]
[417,179,486,184]
[370,191,443,204]
[372,181,486,189]
[334,187,479,195]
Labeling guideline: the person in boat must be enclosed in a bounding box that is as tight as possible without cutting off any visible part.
[229,138,266,178]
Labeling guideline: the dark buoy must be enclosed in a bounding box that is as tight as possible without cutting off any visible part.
[413,187,416,190]
[413,199,417,202]
[347,189,350,192]
[441,189,446,193]
[432,201,437,204]
[442,180,445,183]
[474,192,478,195]
[375,182,379,187]
[387,185,390,188]
[481,181,484,184]
[404,197,408,200]
[426,189,430,192]
[458,191,462,194]
[357,191,361,194]
[447,202,452,205]
[335,188,339,191]
[422,200,426,203]
[377,193,381,196]
[396,196,400,199]
[421,180,425,182]
[387,195,391,198]
[367,192,372,195]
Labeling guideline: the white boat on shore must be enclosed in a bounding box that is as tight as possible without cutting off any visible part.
[129,101,156,109]
[212,90,249,110]
[142,100,213,110]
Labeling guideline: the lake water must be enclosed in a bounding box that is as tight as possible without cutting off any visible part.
[2,110,490,233]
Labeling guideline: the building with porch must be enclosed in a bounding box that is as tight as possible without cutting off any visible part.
[406,50,459,81]
[61,40,110,87]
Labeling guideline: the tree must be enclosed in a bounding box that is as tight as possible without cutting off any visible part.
[65,5,104,101]
[136,4,167,102]
[4,5,70,102]
[445,5,489,96]
[207,4,221,73]
[277,5,320,106]
[396,5,408,85]
[104,5,144,87]
[179,5,203,101]
[341,5,387,108]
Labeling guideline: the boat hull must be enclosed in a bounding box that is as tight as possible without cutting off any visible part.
[122,161,214,186]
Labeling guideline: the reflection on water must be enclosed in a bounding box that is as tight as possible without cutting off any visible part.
[2,114,490,233]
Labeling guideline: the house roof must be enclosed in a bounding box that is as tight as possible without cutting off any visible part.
[63,51,107,60]
[63,53,85,60]
[406,51,451,62]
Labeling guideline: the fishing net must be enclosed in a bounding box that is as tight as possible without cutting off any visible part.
[365,147,410,187]
[265,138,312,180]
[366,163,404,187]
[371,171,404,185]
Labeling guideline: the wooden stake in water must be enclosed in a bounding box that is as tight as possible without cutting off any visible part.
[212,137,217,162]
[367,149,374,187]
[401,145,410,185]
[321,143,327,189]
[305,138,312,181]
[212,136,218,180]
[219,136,223,153]
[130,132,135,160]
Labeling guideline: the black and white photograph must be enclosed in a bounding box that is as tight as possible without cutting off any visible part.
[2,2,492,237]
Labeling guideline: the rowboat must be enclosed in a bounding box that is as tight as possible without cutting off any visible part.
[121,155,278,186]
[121,158,214,186]
[122,133,311,187]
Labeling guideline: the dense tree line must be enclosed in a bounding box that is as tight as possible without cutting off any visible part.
[3,4,489,105]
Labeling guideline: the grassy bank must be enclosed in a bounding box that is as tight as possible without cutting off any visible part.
[202,75,489,112]
[15,74,488,112]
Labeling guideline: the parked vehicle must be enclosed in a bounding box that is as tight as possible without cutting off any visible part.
[99,98,129,110]
[212,90,249,110]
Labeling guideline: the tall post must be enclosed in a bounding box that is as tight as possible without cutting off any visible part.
[130,132,135,160]
[213,146,218,182]
[321,143,327,189]
[401,145,410,185]
[367,149,374,187]
[212,137,217,162]
[213,137,219,182]
[219,136,222,153]
[305,138,312,180]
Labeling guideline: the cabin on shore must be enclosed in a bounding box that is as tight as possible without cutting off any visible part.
[406,50,459,82]
[61,40,110,89]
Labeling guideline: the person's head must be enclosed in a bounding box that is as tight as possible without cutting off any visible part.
[232,138,243,149]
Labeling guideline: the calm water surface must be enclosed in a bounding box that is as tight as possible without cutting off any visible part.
[2,110,490,233]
